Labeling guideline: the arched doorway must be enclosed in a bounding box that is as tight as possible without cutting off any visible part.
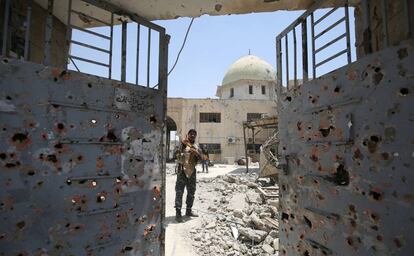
[166,116,178,161]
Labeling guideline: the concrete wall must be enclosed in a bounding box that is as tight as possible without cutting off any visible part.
[218,79,277,101]
[0,1,67,68]
[354,0,414,58]
[167,98,277,163]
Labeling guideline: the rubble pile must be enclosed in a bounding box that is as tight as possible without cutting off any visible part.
[191,173,279,256]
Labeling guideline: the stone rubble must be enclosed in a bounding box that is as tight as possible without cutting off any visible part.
[189,172,279,256]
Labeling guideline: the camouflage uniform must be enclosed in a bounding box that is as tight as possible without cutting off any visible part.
[174,142,199,210]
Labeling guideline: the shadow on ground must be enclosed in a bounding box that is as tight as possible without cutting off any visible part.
[228,167,259,175]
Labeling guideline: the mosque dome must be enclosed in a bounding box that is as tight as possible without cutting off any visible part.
[222,55,276,85]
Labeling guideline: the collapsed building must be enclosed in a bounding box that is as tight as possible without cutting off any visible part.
[0,0,413,255]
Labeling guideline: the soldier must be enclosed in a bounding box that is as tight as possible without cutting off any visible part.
[175,129,201,222]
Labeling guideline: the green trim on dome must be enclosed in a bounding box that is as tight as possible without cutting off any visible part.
[222,55,276,85]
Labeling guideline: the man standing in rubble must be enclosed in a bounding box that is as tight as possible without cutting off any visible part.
[175,129,201,222]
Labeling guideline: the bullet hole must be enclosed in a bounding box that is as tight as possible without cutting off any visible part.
[281,212,289,221]
[2,59,8,63]
[376,235,383,241]
[214,4,222,12]
[353,148,363,161]
[370,212,379,221]
[369,190,383,201]
[394,238,402,248]
[310,154,318,162]
[57,123,65,130]
[115,114,120,119]
[124,246,133,251]
[373,71,383,86]
[12,133,28,143]
[297,122,302,131]
[319,127,331,137]
[47,154,57,163]
[37,181,43,187]
[106,130,117,142]
[5,163,16,168]
[285,96,292,102]
[97,195,106,203]
[0,153,6,159]
[16,221,25,229]
[27,170,35,176]
[68,95,73,100]
[77,155,83,161]
[87,83,92,88]
[381,152,390,160]
[149,115,157,123]
[397,48,408,59]
[350,219,357,227]
[349,204,356,213]
[371,225,378,230]
[53,77,58,82]
[66,179,72,185]
[347,237,354,246]
[334,86,341,93]
[325,164,349,186]
[399,88,409,96]
[303,251,309,256]
[304,216,312,228]
[91,119,97,124]
[6,95,12,100]
[364,135,381,153]
[54,143,63,149]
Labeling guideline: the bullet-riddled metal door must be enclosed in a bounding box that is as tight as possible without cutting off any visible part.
[0,1,168,255]
[277,41,414,255]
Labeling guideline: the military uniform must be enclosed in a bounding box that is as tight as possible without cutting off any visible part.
[174,141,200,212]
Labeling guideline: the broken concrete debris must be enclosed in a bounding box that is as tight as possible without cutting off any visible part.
[190,173,279,256]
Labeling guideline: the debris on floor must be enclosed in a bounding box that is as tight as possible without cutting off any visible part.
[190,173,279,256]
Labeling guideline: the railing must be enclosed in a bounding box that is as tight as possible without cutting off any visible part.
[1,0,168,90]
[275,0,413,92]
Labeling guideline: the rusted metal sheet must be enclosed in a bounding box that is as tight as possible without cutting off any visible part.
[0,58,165,255]
[278,40,414,255]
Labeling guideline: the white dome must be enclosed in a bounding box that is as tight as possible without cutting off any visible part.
[222,55,276,85]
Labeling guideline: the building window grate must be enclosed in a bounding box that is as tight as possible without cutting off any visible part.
[247,113,262,121]
[262,85,266,95]
[249,85,253,94]
[200,112,221,123]
[230,88,234,98]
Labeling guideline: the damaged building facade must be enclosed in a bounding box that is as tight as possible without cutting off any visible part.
[0,0,413,255]
[167,55,277,163]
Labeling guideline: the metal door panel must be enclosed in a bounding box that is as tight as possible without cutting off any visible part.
[0,59,165,255]
[278,41,414,255]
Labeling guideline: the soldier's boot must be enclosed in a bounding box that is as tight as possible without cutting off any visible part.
[175,208,183,223]
[185,208,199,217]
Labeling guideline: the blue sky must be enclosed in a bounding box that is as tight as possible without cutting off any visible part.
[68,8,355,98]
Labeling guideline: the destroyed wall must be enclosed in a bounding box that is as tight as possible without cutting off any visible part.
[167,98,277,163]
[354,0,414,58]
[0,1,67,68]
[278,40,414,255]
